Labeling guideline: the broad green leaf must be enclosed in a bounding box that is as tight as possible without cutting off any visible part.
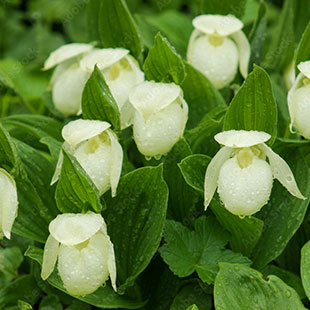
[295,21,310,74]
[214,263,306,310]
[293,0,310,44]
[143,33,185,85]
[103,165,168,292]
[18,301,33,310]
[160,216,251,284]
[142,10,193,56]
[2,115,63,141]
[199,0,247,18]
[87,0,101,42]
[179,154,264,257]
[0,275,41,308]
[40,137,62,163]
[0,247,23,281]
[55,147,102,213]
[261,0,295,71]
[82,66,120,131]
[184,107,226,151]
[25,246,146,309]
[97,0,142,59]
[170,284,211,310]
[181,63,226,129]
[261,265,306,300]
[248,1,267,68]
[163,139,198,221]
[224,65,278,142]
[251,148,310,269]
[301,240,310,300]
[39,295,62,310]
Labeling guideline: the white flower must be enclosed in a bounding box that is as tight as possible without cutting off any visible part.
[204,130,305,217]
[129,81,188,159]
[0,169,18,239]
[44,44,144,128]
[41,212,116,296]
[288,61,310,138]
[52,119,123,197]
[187,14,250,89]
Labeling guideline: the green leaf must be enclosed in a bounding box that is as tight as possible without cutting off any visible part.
[160,216,251,284]
[181,63,226,129]
[0,247,23,281]
[39,295,62,310]
[103,165,168,292]
[25,246,146,309]
[143,33,185,85]
[295,21,310,73]
[214,263,306,310]
[163,139,198,221]
[55,147,102,213]
[82,65,120,131]
[40,137,62,163]
[301,240,310,300]
[261,265,306,300]
[97,0,142,59]
[224,65,278,142]
[0,275,41,308]
[251,148,310,269]
[199,0,247,18]
[261,0,295,71]
[2,115,63,141]
[179,154,264,257]
[170,284,211,310]
[17,301,33,310]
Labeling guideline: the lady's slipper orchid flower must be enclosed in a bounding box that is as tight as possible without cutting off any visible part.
[204,130,305,217]
[44,43,94,116]
[44,44,144,127]
[288,61,310,138]
[41,212,116,296]
[129,81,188,159]
[0,169,18,239]
[52,119,123,197]
[80,48,145,128]
[187,14,250,89]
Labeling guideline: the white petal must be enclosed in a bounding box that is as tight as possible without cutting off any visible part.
[57,231,110,296]
[259,143,305,199]
[44,43,93,70]
[52,63,91,116]
[106,233,117,291]
[51,148,64,185]
[129,81,182,118]
[49,213,104,246]
[204,146,234,209]
[41,234,60,280]
[0,169,18,239]
[290,85,310,138]
[288,72,304,132]
[284,60,295,90]
[80,48,129,72]
[119,100,136,129]
[187,29,202,62]
[187,34,239,89]
[230,30,250,78]
[62,119,111,148]
[133,99,187,157]
[297,61,310,79]
[215,130,271,148]
[193,14,243,36]
[217,156,273,216]
[106,130,123,197]
[125,55,145,84]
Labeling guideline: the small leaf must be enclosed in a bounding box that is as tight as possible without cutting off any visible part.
[82,65,120,131]
[103,165,168,292]
[97,0,142,59]
[160,216,251,284]
[295,21,310,74]
[214,263,306,309]
[25,246,146,309]
[224,65,278,142]
[55,147,102,213]
[301,240,310,300]
[181,63,226,129]
[0,247,23,281]
[143,33,185,84]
